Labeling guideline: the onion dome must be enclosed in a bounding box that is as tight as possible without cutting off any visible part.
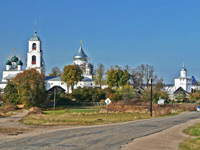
[17,60,23,66]
[6,60,11,65]
[11,56,19,62]
[73,45,88,59]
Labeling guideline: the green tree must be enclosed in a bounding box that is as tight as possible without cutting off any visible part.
[61,65,83,93]
[106,66,130,88]
[94,63,105,88]
[3,80,19,105]
[4,69,47,108]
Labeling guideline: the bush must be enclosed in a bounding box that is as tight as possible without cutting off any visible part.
[71,87,106,102]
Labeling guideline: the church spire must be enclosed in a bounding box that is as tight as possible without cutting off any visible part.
[80,40,83,46]
[34,21,37,36]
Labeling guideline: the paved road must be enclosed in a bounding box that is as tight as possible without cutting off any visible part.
[0,112,200,150]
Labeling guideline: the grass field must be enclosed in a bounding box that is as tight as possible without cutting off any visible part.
[21,112,150,126]
[21,105,184,126]
[179,123,200,150]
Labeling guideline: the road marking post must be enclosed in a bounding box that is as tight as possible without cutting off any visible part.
[105,98,111,120]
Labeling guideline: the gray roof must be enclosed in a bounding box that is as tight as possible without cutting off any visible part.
[45,76,93,82]
[73,45,88,59]
[30,30,40,41]
[176,76,192,80]
[45,76,61,81]
[82,77,94,82]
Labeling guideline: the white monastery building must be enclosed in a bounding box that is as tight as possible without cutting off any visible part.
[164,64,200,100]
[174,64,192,93]
[0,27,199,96]
[0,27,94,93]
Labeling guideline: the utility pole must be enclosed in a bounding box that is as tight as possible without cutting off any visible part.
[53,88,56,116]
[150,78,153,117]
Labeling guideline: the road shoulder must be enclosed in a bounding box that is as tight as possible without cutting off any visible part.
[122,118,200,150]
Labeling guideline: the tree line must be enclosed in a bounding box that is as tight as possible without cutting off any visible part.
[2,63,167,108]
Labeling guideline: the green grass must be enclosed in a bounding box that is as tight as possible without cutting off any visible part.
[43,105,101,115]
[179,123,200,150]
[179,137,200,150]
[183,123,200,136]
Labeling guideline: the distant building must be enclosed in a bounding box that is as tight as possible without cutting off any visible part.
[164,64,200,100]
[0,28,95,93]
[0,51,23,89]
[45,42,95,93]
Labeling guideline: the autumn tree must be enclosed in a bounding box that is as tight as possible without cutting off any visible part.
[106,66,130,88]
[94,63,105,88]
[3,69,47,108]
[49,66,62,76]
[61,65,83,93]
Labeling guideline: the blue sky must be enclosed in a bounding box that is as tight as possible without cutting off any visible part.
[0,0,200,84]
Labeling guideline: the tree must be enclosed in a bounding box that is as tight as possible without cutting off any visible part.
[130,68,143,88]
[49,66,61,76]
[94,63,105,88]
[4,69,47,108]
[106,66,130,88]
[61,65,83,93]
[136,64,157,86]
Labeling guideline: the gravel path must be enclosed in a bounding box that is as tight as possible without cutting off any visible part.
[0,110,29,128]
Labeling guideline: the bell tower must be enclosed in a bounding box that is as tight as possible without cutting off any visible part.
[26,23,45,74]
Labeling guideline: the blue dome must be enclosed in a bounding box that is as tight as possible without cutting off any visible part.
[73,46,88,59]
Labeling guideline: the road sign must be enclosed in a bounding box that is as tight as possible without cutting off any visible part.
[105,98,111,105]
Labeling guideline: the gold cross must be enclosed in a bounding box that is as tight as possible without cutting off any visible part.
[80,40,83,46]
[19,55,22,59]
[8,55,11,58]
[13,48,16,55]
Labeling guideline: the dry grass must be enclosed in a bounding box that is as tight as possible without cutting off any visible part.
[28,107,43,115]
[0,127,30,133]
[106,102,197,117]
[21,103,197,126]
[0,104,17,117]
[21,112,150,126]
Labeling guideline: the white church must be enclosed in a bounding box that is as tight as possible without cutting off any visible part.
[164,64,200,100]
[0,28,95,93]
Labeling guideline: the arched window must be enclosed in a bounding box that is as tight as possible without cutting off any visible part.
[32,43,36,50]
[32,55,36,64]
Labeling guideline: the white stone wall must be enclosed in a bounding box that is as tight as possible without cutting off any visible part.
[2,70,23,82]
